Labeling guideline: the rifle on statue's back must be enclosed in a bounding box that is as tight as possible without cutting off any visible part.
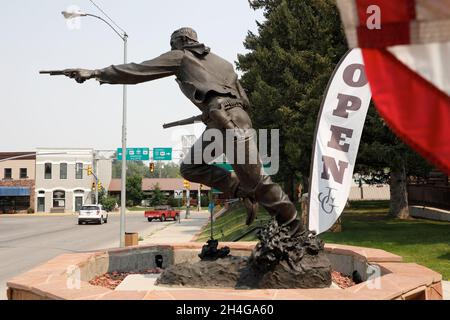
[163,115,203,129]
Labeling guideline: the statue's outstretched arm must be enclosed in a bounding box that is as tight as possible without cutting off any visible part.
[49,50,184,85]
[94,50,184,85]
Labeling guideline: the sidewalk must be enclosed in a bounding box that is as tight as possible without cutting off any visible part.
[0,212,77,217]
[140,210,210,244]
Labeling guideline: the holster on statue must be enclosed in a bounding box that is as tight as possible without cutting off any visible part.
[206,97,243,130]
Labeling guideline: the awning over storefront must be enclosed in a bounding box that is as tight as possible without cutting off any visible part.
[0,187,31,197]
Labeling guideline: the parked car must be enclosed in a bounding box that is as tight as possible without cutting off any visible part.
[78,204,108,225]
[145,205,179,222]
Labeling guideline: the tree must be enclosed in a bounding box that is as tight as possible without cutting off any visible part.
[147,162,182,179]
[238,0,348,199]
[126,174,143,206]
[100,195,118,212]
[96,187,118,211]
[356,106,433,219]
[150,183,167,206]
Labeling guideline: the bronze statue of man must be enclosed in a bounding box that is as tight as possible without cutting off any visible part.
[62,27,302,235]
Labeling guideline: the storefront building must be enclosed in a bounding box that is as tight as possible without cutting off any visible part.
[0,152,36,213]
[35,148,112,213]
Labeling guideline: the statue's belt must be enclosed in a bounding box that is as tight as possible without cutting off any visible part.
[202,97,245,123]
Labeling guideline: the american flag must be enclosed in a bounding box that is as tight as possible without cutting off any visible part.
[336,0,450,174]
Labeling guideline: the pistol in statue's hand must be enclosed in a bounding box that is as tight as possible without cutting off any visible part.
[62,68,96,83]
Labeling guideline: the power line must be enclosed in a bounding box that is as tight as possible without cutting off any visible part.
[88,0,127,35]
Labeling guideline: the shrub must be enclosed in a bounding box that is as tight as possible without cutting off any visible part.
[100,195,118,212]
[150,183,167,206]
[200,195,209,206]
[27,207,34,214]
[167,196,180,208]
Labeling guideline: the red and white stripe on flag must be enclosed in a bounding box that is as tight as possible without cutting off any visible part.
[336,0,450,174]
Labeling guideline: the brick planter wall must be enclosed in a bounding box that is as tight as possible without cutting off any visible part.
[6,242,443,300]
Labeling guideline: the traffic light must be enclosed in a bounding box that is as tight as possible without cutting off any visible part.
[87,165,93,176]
[149,162,155,173]
[91,182,96,191]
[97,181,102,191]
[183,179,191,189]
[199,184,203,190]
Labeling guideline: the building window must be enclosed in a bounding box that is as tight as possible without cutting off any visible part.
[75,163,83,179]
[53,190,65,208]
[60,163,67,180]
[44,163,52,179]
[20,168,28,179]
[4,168,12,179]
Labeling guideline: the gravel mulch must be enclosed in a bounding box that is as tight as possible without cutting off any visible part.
[332,270,356,289]
[89,268,163,290]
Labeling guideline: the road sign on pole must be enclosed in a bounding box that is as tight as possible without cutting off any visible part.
[153,147,172,161]
[174,189,183,199]
[117,148,149,161]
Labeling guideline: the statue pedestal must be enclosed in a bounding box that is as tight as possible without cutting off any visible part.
[6,241,443,300]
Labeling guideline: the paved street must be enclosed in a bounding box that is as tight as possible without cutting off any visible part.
[0,212,176,300]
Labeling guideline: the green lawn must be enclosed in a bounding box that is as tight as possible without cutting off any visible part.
[127,207,153,211]
[197,200,450,280]
[196,205,271,242]
[321,201,450,280]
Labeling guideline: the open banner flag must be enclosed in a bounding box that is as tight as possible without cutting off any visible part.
[308,49,372,234]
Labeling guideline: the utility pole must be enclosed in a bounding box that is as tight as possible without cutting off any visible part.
[61,6,129,248]
[185,188,191,219]
[94,153,99,204]
[183,179,191,219]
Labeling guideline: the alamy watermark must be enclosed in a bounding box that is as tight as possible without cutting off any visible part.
[366,5,381,30]
[66,264,81,290]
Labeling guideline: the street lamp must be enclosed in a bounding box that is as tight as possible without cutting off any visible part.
[62,9,129,248]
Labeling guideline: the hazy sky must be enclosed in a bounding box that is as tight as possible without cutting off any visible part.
[0,0,264,155]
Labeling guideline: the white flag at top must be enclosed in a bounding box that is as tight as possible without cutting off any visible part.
[308,49,371,235]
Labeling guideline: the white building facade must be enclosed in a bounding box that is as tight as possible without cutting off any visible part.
[35,148,112,213]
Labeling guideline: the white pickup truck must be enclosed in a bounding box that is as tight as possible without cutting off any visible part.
[78,204,108,225]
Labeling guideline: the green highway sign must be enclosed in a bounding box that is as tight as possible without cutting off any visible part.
[153,147,172,161]
[117,148,150,161]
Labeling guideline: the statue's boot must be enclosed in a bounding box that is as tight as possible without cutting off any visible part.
[232,171,302,235]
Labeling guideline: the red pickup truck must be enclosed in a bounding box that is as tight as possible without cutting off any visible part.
[145,205,180,222]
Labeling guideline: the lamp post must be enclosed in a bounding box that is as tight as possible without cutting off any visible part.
[62,10,129,247]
